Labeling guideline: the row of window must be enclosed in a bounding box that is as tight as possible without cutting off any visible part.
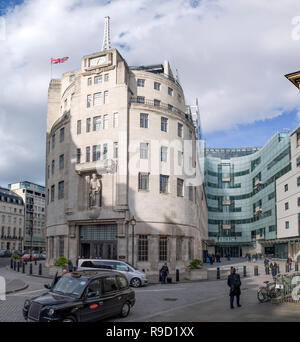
[1,215,22,225]
[137,79,182,103]
[1,206,23,214]
[138,235,193,262]
[138,173,194,199]
[48,181,65,203]
[87,91,109,107]
[1,226,22,237]
[77,113,118,134]
[87,73,109,86]
[76,143,119,164]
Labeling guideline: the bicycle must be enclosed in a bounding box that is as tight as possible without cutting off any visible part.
[257,275,282,303]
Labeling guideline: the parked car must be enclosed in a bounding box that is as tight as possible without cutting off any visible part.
[21,254,35,262]
[32,252,41,260]
[0,250,8,257]
[77,259,148,288]
[23,270,135,322]
[11,250,23,257]
[40,252,46,260]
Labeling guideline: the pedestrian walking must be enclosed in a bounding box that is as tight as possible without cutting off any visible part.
[288,256,292,271]
[227,268,242,309]
[206,255,210,263]
[270,260,277,278]
[247,254,251,263]
[160,263,169,284]
[216,253,221,263]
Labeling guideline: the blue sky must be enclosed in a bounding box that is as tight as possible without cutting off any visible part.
[1,0,300,187]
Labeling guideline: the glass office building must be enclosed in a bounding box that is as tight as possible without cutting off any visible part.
[204,132,291,257]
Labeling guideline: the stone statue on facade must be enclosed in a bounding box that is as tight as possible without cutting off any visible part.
[88,173,102,208]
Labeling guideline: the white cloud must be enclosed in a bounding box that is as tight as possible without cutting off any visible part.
[1,0,300,185]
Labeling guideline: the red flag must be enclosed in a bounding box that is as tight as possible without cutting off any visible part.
[51,57,69,64]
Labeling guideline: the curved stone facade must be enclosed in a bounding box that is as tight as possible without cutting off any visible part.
[45,48,208,276]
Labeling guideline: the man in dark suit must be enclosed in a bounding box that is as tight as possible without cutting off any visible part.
[227,267,241,309]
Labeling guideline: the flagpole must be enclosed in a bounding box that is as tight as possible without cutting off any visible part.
[50,58,53,81]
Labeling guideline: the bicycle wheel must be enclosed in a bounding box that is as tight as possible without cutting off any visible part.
[257,288,268,303]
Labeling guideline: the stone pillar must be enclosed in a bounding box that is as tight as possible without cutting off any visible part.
[169,236,176,273]
[68,224,78,264]
[149,235,159,274]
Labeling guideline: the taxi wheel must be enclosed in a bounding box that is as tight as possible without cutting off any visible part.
[62,316,76,322]
[130,278,141,288]
[120,302,131,318]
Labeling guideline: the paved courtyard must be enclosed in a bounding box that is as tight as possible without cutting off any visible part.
[1,257,300,322]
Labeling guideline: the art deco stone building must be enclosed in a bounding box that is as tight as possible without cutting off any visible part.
[0,187,24,251]
[45,45,208,275]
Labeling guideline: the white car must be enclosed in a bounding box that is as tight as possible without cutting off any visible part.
[77,259,148,288]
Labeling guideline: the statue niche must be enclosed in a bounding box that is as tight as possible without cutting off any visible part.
[88,173,102,208]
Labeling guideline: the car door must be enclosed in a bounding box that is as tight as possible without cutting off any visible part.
[80,278,106,322]
[101,276,122,317]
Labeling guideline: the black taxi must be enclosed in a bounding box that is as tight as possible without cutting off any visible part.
[23,270,135,322]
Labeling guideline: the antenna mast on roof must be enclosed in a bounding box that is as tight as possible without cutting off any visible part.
[102,16,111,51]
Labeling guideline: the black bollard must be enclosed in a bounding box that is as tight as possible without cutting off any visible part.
[254,265,259,276]
[176,269,179,282]
[286,263,289,273]
[10,259,13,269]
[38,263,42,276]
[29,263,32,275]
[217,267,220,280]
[277,264,280,274]
[17,261,20,272]
[13,261,16,271]
[35,259,37,266]
[22,263,25,274]
[296,262,299,272]
[243,265,247,277]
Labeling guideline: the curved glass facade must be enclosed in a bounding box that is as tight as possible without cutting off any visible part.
[204,132,291,256]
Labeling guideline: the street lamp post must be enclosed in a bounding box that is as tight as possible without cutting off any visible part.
[129,216,136,267]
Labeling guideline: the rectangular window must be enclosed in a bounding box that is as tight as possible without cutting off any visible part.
[137,96,145,104]
[138,235,148,261]
[103,144,108,160]
[159,236,168,261]
[168,104,173,111]
[87,77,92,86]
[137,79,145,87]
[177,94,181,103]
[178,151,183,166]
[59,154,64,170]
[285,221,290,229]
[86,146,90,163]
[76,148,81,164]
[51,160,55,175]
[138,172,149,190]
[94,75,102,84]
[140,143,148,160]
[58,181,64,200]
[77,120,81,135]
[298,197,300,207]
[140,113,149,128]
[298,177,300,187]
[113,142,118,159]
[103,114,108,129]
[86,118,91,133]
[52,134,55,149]
[161,117,168,132]
[69,74,75,82]
[176,237,182,261]
[59,128,65,142]
[285,202,289,210]
[188,186,193,201]
[93,116,101,131]
[160,175,169,193]
[177,178,184,197]
[154,82,161,90]
[59,236,64,256]
[178,123,183,137]
[297,156,300,167]
[104,73,109,82]
[154,99,160,107]
[87,94,92,108]
[168,87,173,96]
[51,185,55,202]
[113,113,119,128]
[93,145,101,161]
[104,91,109,104]
[93,92,102,106]
[285,184,288,192]
[161,146,168,162]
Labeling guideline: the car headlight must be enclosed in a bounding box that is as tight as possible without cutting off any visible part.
[24,300,31,309]
[48,308,55,316]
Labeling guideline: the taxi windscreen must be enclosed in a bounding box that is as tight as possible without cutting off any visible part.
[52,276,88,298]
